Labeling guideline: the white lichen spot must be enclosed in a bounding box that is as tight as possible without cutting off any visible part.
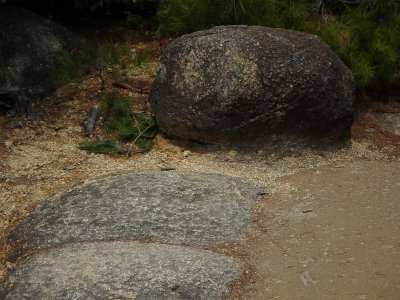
[174,39,262,104]
[157,63,167,83]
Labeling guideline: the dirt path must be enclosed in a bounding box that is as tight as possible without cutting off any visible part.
[236,159,400,299]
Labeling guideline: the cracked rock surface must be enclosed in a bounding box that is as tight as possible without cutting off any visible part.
[1,172,257,299]
[8,172,259,256]
[0,242,242,300]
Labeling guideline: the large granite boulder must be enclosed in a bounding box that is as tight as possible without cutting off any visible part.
[0,6,88,115]
[150,25,355,148]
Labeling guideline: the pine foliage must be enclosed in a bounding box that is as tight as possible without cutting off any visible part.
[78,94,158,155]
[157,0,400,89]
[78,139,120,154]
[54,43,132,84]
[54,43,152,85]
[99,93,158,153]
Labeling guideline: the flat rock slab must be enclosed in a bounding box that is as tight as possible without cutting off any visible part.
[9,172,259,257]
[0,242,242,299]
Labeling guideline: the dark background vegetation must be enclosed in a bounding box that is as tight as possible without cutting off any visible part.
[1,0,399,93]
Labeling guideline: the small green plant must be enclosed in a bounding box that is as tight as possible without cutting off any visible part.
[79,93,158,155]
[118,111,158,151]
[54,54,84,83]
[100,93,133,132]
[78,139,120,154]
[132,50,151,68]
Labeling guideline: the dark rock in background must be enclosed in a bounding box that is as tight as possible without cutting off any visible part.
[150,25,355,148]
[0,6,88,115]
[0,242,242,300]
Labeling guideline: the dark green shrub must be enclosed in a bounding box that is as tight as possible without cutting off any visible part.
[157,0,216,35]
[309,1,400,88]
[1,0,160,23]
[70,0,159,14]
[217,0,279,26]
[344,1,400,87]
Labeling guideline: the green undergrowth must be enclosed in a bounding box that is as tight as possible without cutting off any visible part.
[79,93,158,155]
[54,43,151,84]
[157,0,400,90]
[79,139,120,154]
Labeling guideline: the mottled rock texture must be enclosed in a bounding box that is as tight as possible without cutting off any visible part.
[0,242,242,300]
[0,6,88,114]
[150,25,355,147]
[8,172,259,257]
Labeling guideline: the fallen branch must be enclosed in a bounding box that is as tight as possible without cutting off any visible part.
[112,81,150,95]
[126,124,154,156]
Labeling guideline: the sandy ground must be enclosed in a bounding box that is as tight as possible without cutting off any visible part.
[234,159,400,299]
[1,101,399,299]
[1,33,400,298]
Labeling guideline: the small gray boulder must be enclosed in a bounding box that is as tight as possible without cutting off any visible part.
[150,25,355,147]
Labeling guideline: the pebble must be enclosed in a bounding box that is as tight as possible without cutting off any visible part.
[14,122,23,129]
[182,150,191,157]
[227,150,238,158]
[4,140,13,148]
[64,165,76,171]
[156,164,176,171]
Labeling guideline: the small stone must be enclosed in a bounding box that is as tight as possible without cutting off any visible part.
[14,122,23,129]
[64,165,76,171]
[0,173,12,182]
[382,245,394,250]
[227,150,238,158]
[157,164,176,171]
[4,140,13,148]
[182,150,191,157]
